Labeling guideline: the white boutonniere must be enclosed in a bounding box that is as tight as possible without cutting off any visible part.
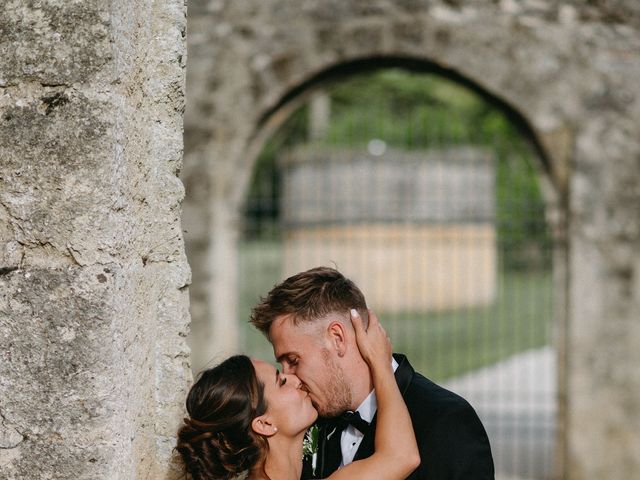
[302,425,319,476]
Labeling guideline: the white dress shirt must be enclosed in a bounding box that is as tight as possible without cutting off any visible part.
[340,357,400,466]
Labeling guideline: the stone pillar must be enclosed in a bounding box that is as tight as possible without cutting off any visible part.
[568,114,640,478]
[0,1,190,479]
[208,199,240,361]
[184,183,241,373]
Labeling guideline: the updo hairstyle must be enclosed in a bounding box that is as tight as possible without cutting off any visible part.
[175,355,268,479]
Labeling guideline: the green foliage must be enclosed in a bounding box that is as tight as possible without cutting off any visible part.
[496,149,552,271]
[243,107,308,239]
[325,69,491,147]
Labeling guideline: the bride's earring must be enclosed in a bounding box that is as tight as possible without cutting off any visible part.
[251,416,278,437]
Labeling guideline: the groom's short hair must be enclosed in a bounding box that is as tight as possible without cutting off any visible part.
[250,266,367,338]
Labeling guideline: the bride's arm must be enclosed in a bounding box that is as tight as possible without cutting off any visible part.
[327,309,420,480]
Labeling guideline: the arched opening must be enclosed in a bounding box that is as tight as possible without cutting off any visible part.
[184,54,567,479]
[234,63,561,480]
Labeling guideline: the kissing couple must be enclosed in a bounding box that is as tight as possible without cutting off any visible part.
[176,267,494,479]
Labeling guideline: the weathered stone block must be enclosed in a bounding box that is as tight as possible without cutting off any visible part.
[1,0,189,478]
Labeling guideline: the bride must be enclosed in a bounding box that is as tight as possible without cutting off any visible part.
[176,311,419,479]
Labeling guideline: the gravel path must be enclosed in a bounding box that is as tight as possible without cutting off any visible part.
[444,347,556,480]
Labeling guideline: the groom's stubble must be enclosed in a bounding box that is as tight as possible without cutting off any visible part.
[317,347,352,417]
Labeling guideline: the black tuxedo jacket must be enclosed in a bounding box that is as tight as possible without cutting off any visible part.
[302,354,494,479]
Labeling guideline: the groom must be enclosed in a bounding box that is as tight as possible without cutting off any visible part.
[250,267,494,479]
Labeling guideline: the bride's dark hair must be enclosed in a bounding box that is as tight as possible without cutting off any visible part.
[175,355,269,479]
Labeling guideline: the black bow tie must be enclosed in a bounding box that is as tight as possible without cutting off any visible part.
[334,411,370,435]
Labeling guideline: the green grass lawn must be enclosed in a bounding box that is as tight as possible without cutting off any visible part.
[387,272,553,381]
[237,240,553,381]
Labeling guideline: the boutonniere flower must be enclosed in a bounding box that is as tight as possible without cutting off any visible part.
[302,425,319,475]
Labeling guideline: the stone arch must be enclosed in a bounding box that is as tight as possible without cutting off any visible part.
[183,3,640,478]
[246,54,559,205]
[185,5,570,372]
[225,55,566,480]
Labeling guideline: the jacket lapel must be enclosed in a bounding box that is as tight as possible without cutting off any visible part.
[393,353,415,395]
[309,420,343,478]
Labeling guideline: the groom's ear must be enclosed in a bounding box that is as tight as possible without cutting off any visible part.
[327,321,348,357]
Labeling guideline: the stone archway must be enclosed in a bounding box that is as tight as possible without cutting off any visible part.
[191,55,565,480]
[183,2,640,478]
[184,0,570,375]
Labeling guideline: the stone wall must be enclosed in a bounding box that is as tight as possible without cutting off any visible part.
[0,1,190,479]
[184,1,640,478]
